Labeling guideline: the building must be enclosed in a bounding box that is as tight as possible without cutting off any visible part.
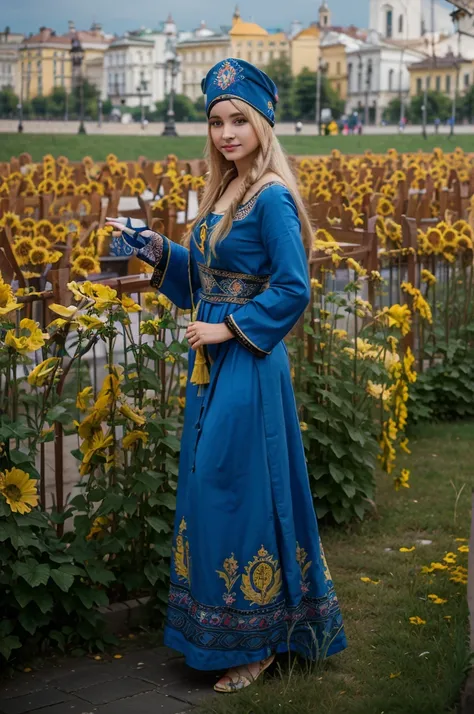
[320,31,365,101]
[369,0,453,41]
[18,23,110,100]
[0,28,23,94]
[291,25,320,76]
[105,17,180,109]
[177,22,230,101]
[408,52,473,98]
[230,7,290,68]
[346,31,424,123]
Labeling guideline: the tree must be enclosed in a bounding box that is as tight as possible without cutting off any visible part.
[263,56,294,121]
[0,87,18,118]
[194,95,207,121]
[153,94,197,122]
[46,86,68,118]
[382,97,404,124]
[409,90,451,123]
[293,67,344,122]
[460,85,474,123]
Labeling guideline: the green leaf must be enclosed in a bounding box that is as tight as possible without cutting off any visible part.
[19,607,40,635]
[160,435,181,452]
[0,635,22,661]
[15,560,50,587]
[146,515,171,534]
[35,588,54,614]
[328,463,345,484]
[144,562,159,586]
[149,492,176,510]
[84,563,116,586]
[341,482,356,499]
[96,492,123,515]
[8,449,31,466]
[50,567,75,592]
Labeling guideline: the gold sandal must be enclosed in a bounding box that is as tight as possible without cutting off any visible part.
[213,654,275,693]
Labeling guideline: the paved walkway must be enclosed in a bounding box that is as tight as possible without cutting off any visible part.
[0,647,220,714]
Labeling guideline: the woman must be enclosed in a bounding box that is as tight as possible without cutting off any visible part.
[106,57,347,693]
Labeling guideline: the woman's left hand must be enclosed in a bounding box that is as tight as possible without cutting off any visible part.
[186,321,233,350]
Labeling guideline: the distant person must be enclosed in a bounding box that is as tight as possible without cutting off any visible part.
[295,120,303,134]
[434,117,441,134]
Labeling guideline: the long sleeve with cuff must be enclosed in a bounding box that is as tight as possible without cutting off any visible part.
[224,186,311,357]
[138,233,200,311]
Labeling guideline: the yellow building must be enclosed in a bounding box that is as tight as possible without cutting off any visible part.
[291,25,320,76]
[408,52,473,100]
[230,8,290,68]
[321,42,349,99]
[177,24,231,102]
[19,23,109,100]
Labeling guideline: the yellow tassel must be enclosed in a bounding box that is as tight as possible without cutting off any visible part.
[190,346,210,388]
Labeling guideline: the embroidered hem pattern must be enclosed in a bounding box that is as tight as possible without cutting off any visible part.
[166,582,345,658]
[224,314,270,358]
[150,235,171,290]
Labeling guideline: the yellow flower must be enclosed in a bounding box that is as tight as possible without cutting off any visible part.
[299,422,308,431]
[179,374,188,388]
[310,278,323,290]
[333,329,348,340]
[399,546,416,553]
[458,545,469,553]
[123,430,148,449]
[71,255,100,277]
[77,314,105,331]
[119,403,146,426]
[425,228,444,254]
[360,577,380,585]
[400,438,411,454]
[81,430,114,470]
[420,269,437,286]
[376,197,395,217]
[157,294,173,311]
[76,386,94,411]
[121,295,142,313]
[48,303,78,319]
[366,381,392,402]
[409,616,426,626]
[390,672,402,679]
[0,467,39,514]
[5,318,47,354]
[394,468,410,491]
[85,515,111,541]
[381,304,412,336]
[346,257,367,276]
[0,278,22,317]
[27,357,60,387]
[443,552,457,564]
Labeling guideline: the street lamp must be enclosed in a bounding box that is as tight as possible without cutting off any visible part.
[17,64,24,133]
[137,78,148,130]
[162,42,180,137]
[315,56,327,136]
[70,33,86,134]
[364,59,373,126]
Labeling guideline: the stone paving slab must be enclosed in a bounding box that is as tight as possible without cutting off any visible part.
[0,647,216,714]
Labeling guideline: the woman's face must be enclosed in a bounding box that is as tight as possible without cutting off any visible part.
[208,100,260,162]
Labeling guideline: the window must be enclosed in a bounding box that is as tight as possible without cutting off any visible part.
[336,60,341,75]
[464,72,470,88]
[426,76,431,90]
[398,14,403,34]
[258,51,262,61]
[446,74,451,93]
[416,77,422,93]
[337,82,341,95]
[436,75,441,91]
[386,9,393,38]
[388,68,394,91]
[247,51,252,61]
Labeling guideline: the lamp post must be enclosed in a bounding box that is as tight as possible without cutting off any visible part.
[162,42,180,137]
[70,34,86,134]
[17,62,23,133]
[422,77,428,139]
[315,56,327,136]
[137,78,148,130]
[364,59,373,126]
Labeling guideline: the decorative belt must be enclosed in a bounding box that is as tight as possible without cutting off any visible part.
[197,263,270,305]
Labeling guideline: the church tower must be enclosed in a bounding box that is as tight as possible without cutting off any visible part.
[318,1,331,29]
[369,0,422,41]
[232,5,241,28]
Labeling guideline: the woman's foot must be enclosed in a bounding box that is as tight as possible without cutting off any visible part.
[214,654,275,693]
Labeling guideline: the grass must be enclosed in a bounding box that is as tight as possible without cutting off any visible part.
[1,133,474,162]
[195,420,473,714]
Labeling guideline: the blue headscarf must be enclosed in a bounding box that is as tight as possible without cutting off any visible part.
[201,58,279,127]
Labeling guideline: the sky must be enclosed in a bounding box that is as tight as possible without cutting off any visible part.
[2,0,453,36]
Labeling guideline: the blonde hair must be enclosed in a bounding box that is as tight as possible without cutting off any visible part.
[185,98,313,264]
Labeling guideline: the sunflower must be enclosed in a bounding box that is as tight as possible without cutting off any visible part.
[0,211,21,230]
[32,236,51,250]
[455,235,473,251]
[442,227,457,245]
[27,357,60,387]
[425,228,444,254]
[71,255,100,276]
[13,237,34,265]
[123,430,148,449]
[0,277,21,317]
[28,246,49,265]
[53,224,68,242]
[5,317,47,354]
[0,467,39,514]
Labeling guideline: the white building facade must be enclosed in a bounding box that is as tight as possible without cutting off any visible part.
[105,17,181,109]
[346,32,423,123]
[369,0,453,40]
[0,30,24,94]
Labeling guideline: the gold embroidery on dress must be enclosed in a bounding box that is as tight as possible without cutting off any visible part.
[319,537,332,582]
[198,222,207,254]
[173,517,190,584]
[216,553,240,606]
[241,545,282,606]
[296,542,312,594]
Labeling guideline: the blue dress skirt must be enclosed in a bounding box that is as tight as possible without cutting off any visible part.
[143,182,347,671]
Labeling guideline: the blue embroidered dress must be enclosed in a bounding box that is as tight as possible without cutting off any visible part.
[141,182,347,671]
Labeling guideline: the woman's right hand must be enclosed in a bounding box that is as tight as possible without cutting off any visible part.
[105,217,156,250]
